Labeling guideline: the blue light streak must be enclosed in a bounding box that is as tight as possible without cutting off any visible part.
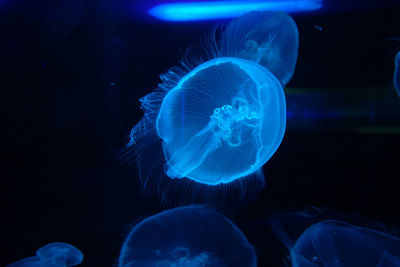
[148,0,322,21]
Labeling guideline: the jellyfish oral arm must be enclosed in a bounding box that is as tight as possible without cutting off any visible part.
[165,95,261,184]
[165,124,221,181]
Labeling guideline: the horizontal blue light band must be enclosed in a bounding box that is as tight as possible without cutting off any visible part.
[148,0,322,21]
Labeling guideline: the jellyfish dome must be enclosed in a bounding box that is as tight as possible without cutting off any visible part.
[7,242,83,267]
[7,257,45,267]
[124,10,296,204]
[218,11,299,86]
[118,206,257,267]
[35,242,84,266]
[157,57,285,185]
[291,220,400,267]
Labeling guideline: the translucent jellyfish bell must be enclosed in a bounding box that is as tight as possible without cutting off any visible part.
[118,206,256,267]
[291,220,400,267]
[157,57,285,185]
[219,11,299,86]
[7,242,83,267]
[36,242,84,266]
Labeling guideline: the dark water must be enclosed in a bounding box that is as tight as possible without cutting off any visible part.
[1,0,400,266]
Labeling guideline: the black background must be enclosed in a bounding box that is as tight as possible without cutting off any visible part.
[1,0,400,266]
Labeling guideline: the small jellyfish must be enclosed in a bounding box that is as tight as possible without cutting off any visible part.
[8,242,83,267]
[394,51,400,97]
[35,242,84,266]
[124,11,295,203]
[291,220,400,267]
[268,208,400,267]
[218,11,299,86]
[118,206,256,267]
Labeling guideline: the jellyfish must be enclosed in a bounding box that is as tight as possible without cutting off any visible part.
[118,206,256,267]
[290,220,400,267]
[218,11,299,86]
[265,208,400,267]
[157,57,286,185]
[394,51,400,97]
[7,242,83,267]
[123,11,296,204]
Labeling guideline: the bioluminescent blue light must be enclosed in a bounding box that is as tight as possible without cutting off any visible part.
[124,11,296,204]
[35,242,84,266]
[394,51,400,97]
[148,0,322,21]
[291,220,400,267]
[157,57,285,185]
[219,11,299,86]
[118,206,256,267]
[7,242,83,267]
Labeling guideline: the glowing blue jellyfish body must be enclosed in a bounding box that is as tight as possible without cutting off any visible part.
[35,243,84,266]
[157,57,285,185]
[8,242,83,267]
[125,11,297,203]
[219,11,299,86]
[291,220,400,267]
[118,206,257,267]
[394,51,400,97]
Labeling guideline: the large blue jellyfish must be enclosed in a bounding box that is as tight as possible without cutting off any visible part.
[394,51,400,97]
[124,11,298,203]
[157,57,285,185]
[290,220,400,267]
[7,242,83,267]
[118,206,256,267]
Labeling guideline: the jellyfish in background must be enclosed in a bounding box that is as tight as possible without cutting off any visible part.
[394,51,400,97]
[219,11,299,86]
[8,242,83,267]
[118,206,256,267]
[290,220,400,267]
[267,208,400,267]
[125,11,297,203]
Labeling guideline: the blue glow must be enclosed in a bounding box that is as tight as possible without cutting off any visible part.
[7,242,83,267]
[394,51,400,97]
[7,257,44,267]
[148,0,322,21]
[219,11,299,86]
[157,57,286,185]
[291,220,400,267]
[124,11,295,205]
[118,206,256,267]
